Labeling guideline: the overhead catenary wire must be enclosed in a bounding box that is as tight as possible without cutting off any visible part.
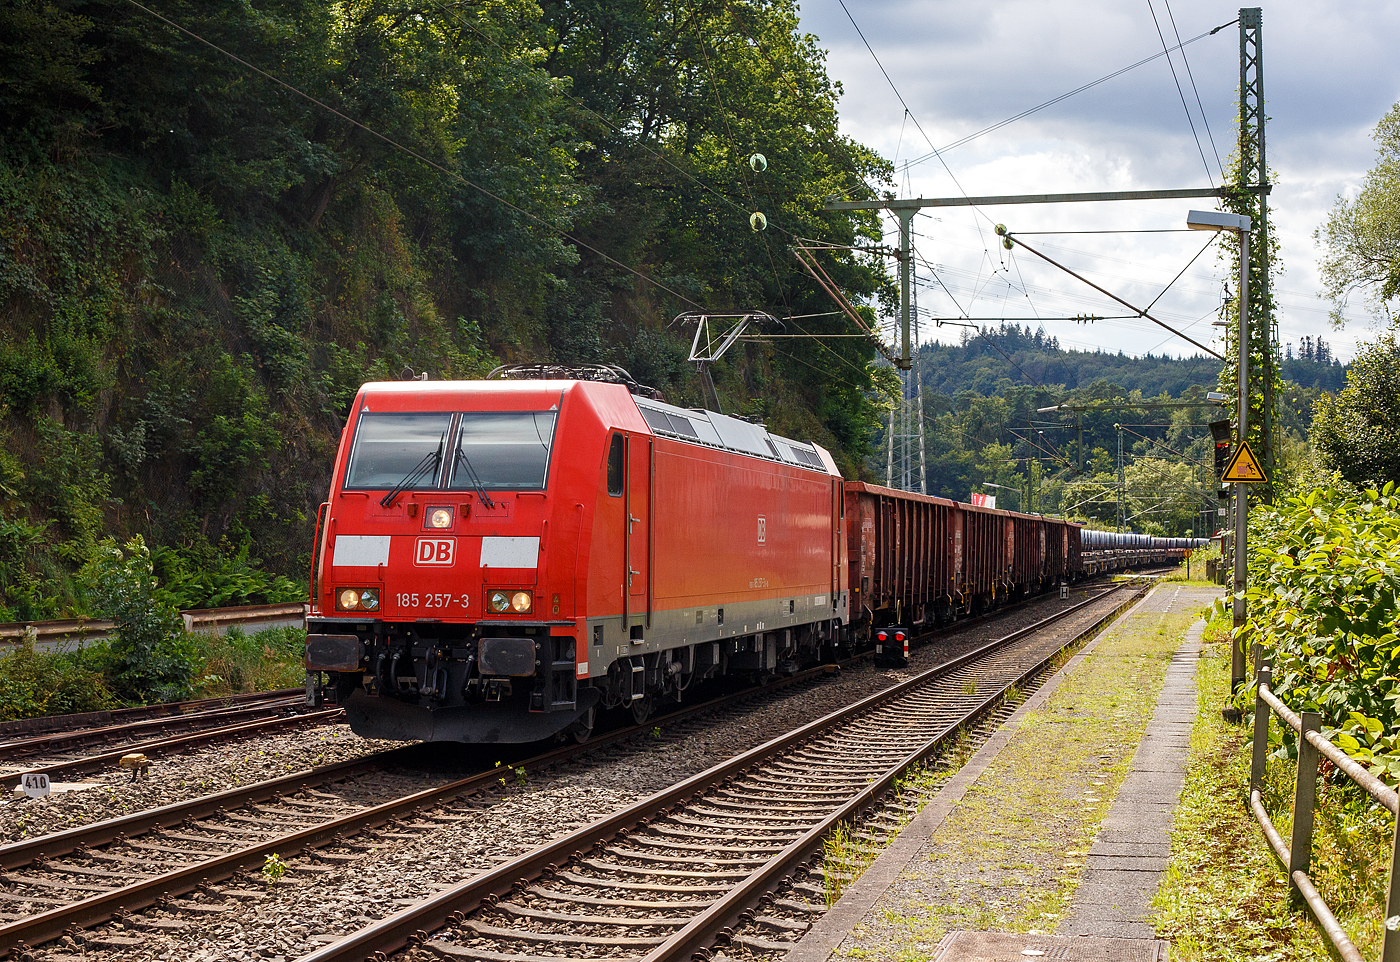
[1001,232,1224,360]
[897,17,1238,169]
[1162,0,1224,176]
[121,0,708,311]
[1146,0,1214,185]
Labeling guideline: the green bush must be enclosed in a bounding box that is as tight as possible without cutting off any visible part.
[150,542,304,610]
[0,636,114,720]
[190,626,307,697]
[80,535,196,704]
[1243,481,1400,784]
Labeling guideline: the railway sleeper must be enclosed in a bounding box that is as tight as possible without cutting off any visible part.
[732,931,803,953]
[577,858,753,881]
[525,888,708,910]
[495,902,685,928]
[622,836,786,857]
[424,941,624,962]
[466,921,665,946]
[604,847,767,869]
[642,821,795,840]
[556,870,731,893]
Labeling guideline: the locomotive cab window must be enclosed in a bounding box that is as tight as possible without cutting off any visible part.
[606,434,624,497]
[449,411,557,490]
[344,413,453,489]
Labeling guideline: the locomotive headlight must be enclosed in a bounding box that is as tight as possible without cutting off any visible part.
[510,591,533,613]
[360,589,379,611]
[427,507,453,529]
[338,588,360,610]
[489,591,511,613]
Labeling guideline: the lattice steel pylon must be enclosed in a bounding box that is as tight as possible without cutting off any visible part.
[884,285,928,494]
[1239,7,1276,494]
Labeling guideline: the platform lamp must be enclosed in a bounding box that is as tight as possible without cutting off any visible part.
[1187,209,1252,696]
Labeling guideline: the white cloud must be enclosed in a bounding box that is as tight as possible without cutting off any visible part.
[796,0,1400,363]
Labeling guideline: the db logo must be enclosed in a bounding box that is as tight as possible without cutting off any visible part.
[414,538,455,566]
[757,515,766,545]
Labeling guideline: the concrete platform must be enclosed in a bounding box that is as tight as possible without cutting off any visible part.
[929,930,1169,961]
[1056,617,1205,941]
[782,584,1218,962]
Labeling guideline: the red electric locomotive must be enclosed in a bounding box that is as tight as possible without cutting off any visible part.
[304,372,850,743]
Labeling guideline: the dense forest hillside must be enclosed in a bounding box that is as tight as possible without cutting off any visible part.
[916,324,1346,397]
[875,326,1346,535]
[0,0,896,619]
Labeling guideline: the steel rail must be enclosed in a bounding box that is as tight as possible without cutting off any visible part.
[0,695,309,759]
[0,626,944,873]
[0,748,415,870]
[0,634,935,956]
[0,688,306,740]
[5,707,346,788]
[639,585,1143,962]
[294,583,1135,962]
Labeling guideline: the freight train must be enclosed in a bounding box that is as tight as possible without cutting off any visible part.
[304,369,1200,743]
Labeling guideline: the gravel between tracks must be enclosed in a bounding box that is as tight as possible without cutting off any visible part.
[20,584,1125,962]
[0,726,399,843]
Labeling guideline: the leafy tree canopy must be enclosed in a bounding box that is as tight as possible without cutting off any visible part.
[1318,102,1400,320]
[0,0,894,618]
[1311,331,1400,488]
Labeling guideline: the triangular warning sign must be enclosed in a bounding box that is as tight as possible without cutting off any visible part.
[1222,440,1267,483]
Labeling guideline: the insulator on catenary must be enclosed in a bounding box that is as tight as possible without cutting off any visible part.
[749,153,767,172]
[750,211,767,231]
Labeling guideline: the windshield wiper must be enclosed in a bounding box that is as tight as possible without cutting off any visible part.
[453,445,496,509]
[380,435,444,508]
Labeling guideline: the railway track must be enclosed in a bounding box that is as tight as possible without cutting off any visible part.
[0,690,319,763]
[0,580,1135,960]
[0,638,915,959]
[297,581,1144,962]
[1,698,344,792]
[0,688,311,741]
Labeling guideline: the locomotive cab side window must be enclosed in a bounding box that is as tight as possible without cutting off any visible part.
[606,434,624,497]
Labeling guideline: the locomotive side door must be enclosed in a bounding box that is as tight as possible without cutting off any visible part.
[624,433,651,628]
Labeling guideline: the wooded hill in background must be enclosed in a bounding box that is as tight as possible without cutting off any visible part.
[916,324,1346,398]
[879,325,1347,536]
[0,0,897,620]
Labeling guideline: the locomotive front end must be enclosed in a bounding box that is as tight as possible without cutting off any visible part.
[305,380,596,742]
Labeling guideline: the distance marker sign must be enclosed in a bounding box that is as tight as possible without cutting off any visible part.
[1221,440,1267,483]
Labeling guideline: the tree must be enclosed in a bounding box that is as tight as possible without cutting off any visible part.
[1319,102,1400,317]
[80,536,195,703]
[1311,332,1400,487]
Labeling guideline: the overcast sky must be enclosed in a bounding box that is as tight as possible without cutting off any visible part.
[794,0,1400,364]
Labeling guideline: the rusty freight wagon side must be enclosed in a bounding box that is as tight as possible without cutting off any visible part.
[844,482,1082,641]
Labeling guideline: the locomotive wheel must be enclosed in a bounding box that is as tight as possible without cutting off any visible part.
[568,705,596,744]
[630,695,653,725]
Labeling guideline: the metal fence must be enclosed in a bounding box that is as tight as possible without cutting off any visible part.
[0,603,308,651]
[1250,662,1400,962]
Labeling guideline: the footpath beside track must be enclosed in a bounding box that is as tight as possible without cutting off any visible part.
[792,582,1219,962]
